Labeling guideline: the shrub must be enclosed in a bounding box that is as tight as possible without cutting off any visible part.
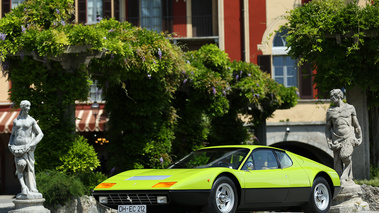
[355,177,379,187]
[371,166,379,178]
[76,171,108,195]
[355,166,379,187]
[56,136,100,173]
[55,135,106,194]
[36,170,86,206]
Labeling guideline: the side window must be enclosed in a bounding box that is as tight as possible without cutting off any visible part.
[252,149,279,170]
[275,151,293,168]
[242,155,254,170]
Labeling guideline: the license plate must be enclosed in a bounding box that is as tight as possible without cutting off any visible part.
[118,205,147,213]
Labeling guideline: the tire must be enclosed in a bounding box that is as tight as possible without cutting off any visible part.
[203,176,238,213]
[303,177,331,213]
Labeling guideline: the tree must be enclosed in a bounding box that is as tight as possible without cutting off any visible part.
[284,0,379,168]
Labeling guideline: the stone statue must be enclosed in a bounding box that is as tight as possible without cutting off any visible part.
[8,100,44,199]
[325,89,362,186]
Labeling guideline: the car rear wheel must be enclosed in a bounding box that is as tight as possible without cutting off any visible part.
[203,176,238,213]
[304,177,331,213]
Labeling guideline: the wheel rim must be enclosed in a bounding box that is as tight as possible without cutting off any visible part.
[215,183,235,213]
[313,183,330,211]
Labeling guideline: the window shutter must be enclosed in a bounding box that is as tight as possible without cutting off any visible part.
[69,0,76,23]
[2,0,10,18]
[299,63,314,99]
[191,0,212,36]
[257,55,271,75]
[103,0,112,19]
[162,0,172,32]
[114,0,120,20]
[78,0,87,23]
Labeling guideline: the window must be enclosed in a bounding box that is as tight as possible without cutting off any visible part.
[273,56,297,87]
[169,148,250,170]
[11,0,25,9]
[251,149,279,170]
[89,80,103,102]
[272,29,298,88]
[274,151,293,168]
[141,0,162,32]
[192,0,213,37]
[87,0,103,24]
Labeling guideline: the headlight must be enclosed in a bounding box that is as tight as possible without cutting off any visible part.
[99,196,108,204]
[157,196,168,204]
[95,183,116,189]
[151,182,177,188]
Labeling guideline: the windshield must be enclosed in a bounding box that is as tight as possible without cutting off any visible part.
[169,148,250,169]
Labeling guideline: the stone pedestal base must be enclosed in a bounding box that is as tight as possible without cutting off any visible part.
[329,183,370,213]
[9,198,50,213]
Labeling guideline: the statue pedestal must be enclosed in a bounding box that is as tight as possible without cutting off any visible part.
[9,198,50,213]
[329,183,370,213]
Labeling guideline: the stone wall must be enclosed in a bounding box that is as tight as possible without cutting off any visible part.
[48,195,116,213]
[361,184,379,211]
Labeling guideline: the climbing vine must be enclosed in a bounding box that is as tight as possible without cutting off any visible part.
[0,0,298,171]
[171,45,298,158]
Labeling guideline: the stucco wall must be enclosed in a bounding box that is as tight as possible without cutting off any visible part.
[0,77,9,103]
[267,100,330,123]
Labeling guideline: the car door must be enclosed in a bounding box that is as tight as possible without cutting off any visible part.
[274,150,312,203]
[241,148,289,204]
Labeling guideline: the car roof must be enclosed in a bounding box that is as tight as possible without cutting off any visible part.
[199,144,283,151]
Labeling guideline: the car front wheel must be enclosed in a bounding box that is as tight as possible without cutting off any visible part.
[203,176,238,213]
[304,177,331,213]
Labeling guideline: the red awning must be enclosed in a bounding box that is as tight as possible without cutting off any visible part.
[0,109,20,133]
[75,104,107,132]
[0,104,106,134]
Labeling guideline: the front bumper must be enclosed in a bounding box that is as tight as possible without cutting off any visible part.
[92,189,210,212]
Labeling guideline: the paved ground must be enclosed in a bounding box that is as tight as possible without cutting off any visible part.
[0,195,15,213]
[1,195,378,213]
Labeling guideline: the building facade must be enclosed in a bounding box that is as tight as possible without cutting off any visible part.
[0,0,370,194]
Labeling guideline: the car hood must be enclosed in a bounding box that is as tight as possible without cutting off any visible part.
[95,168,229,191]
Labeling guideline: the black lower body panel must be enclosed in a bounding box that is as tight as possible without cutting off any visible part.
[237,187,311,212]
[92,189,210,213]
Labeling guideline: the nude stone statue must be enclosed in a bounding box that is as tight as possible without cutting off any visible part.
[8,100,44,199]
[325,89,362,186]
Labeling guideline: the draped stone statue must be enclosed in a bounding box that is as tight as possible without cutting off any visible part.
[8,100,44,199]
[325,89,362,186]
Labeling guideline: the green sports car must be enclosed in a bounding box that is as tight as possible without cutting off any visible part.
[92,145,341,213]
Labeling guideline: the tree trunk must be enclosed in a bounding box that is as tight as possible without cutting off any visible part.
[255,119,267,146]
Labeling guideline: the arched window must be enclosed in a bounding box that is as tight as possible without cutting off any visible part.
[273,29,287,47]
[272,29,298,87]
